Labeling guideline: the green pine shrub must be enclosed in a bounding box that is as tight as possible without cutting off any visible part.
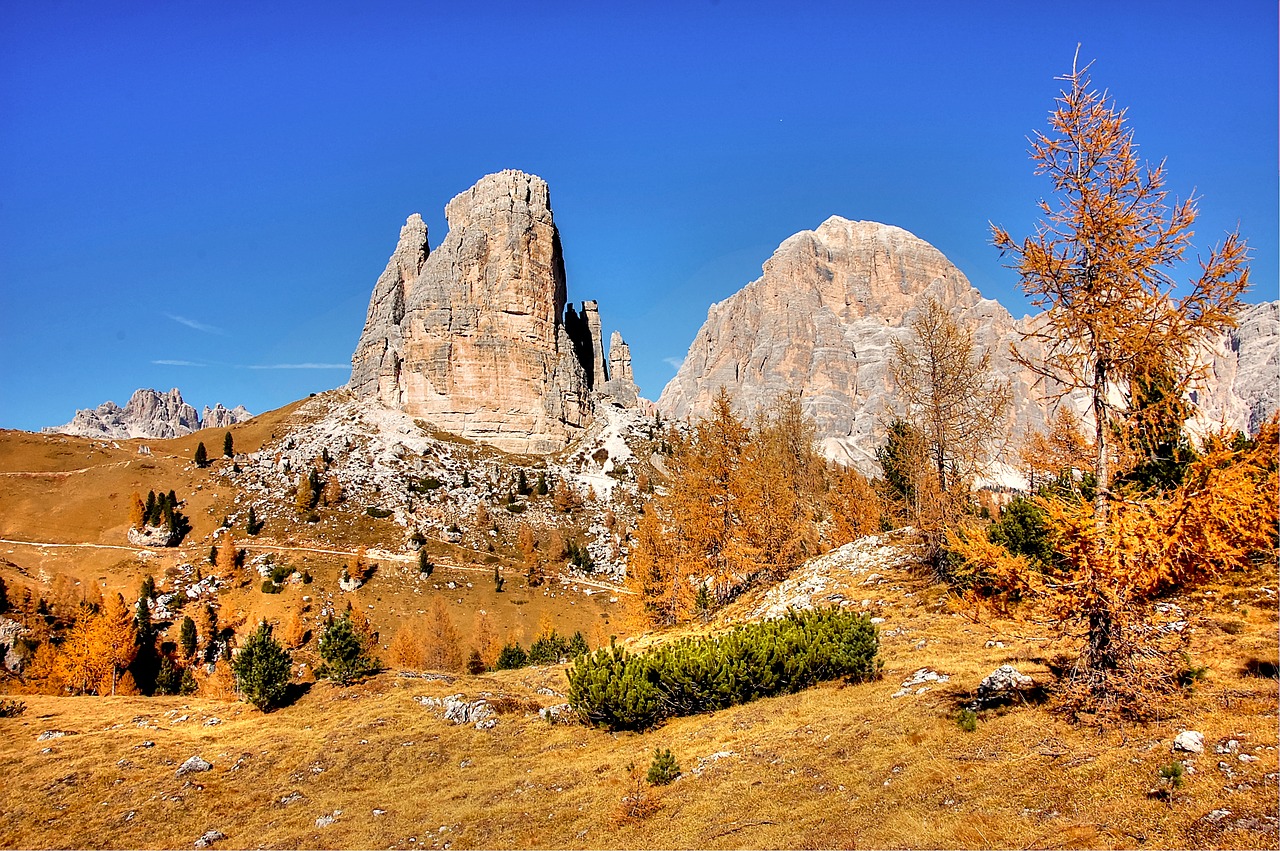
[646,747,680,785]
[232,621,293,711]
[494,642,529,670]
[315,613,379,685]
[568,608,881,731]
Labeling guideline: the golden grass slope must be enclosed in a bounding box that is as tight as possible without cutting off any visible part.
[1,556,1276,849]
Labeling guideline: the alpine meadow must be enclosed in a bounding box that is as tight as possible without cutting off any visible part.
[1,10,1276,850]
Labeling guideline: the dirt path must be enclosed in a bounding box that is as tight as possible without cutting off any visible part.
[0,536,632,594]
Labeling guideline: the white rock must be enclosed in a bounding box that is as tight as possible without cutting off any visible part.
[1173,731,1205,754]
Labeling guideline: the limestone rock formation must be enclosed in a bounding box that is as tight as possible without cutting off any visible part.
[658,218,1035,473]
[349,170,638,453]
[1192,300,1280,435]
[601,330,639,407]
[44,389,251,440]
[657,216,1277,477]
[201,403,253,431]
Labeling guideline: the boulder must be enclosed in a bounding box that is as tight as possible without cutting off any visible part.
[539,703,577,725]
[193,830,226,848]
[0,616,30,673]
[1173,731,1205,754]
[974,664,1035,706]
[176,756,213,777]
[416,693,496,728]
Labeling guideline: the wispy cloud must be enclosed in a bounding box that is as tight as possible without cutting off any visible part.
[166,314,224,335]
[247,363,349,370]
[663,356,685,371]
[151,359,204,366]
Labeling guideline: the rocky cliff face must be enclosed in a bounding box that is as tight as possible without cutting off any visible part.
[658,218,1037,472]
[202,403,253,430]
[658,217,1277,476]
[349,170,638,454]
[44,389,251,440]
[1192,300,1280,435]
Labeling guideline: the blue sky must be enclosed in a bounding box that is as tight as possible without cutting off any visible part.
[1,1,1275,431]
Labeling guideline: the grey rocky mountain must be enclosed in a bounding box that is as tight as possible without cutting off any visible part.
[349,170,639,454]
[658,216,1277,478]
[44,388,251,440]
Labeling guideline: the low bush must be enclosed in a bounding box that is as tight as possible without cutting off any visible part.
[366,506,393,519]
[568,608,880,731]
[494,642,529,670]
[646,747,680,785]
[0,698,26,718]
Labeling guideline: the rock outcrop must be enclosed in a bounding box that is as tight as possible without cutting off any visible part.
[1191,301,1280,435]
[201,403,252,431]
[658,216,1278,476]
[658,218,1036,474]
[349,170,638,454]
[44,389,251,440]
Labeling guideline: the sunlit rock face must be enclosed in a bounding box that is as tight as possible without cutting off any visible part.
[349,170,638,454]
[658,216,1277,477]
[44,389,250,440]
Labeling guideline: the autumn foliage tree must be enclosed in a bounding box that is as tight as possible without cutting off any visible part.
[992,52,1250,527]
[629,391,831,626]
[959,53,1259,719]
[422,597,464,672]
[54,593,137,695]
[886,298,1011,567]
[951,422,1277,718]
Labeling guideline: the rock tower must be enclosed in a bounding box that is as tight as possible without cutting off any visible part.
[349,170,638,454]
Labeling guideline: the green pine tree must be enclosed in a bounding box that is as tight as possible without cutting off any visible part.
[223,431,234,458]
[232,621,293,711]
[179,616,198,660]
[194,442,208,468]
[315,613,378,685]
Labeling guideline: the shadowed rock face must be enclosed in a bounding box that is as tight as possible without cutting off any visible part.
[349,170,638,454]
[658,217,1277,478]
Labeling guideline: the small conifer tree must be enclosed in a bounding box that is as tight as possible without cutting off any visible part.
[646,748,680,785]
[232,620,292,711]
[179,616,197,660]
[223,431,234,457]
[194,442,208,468]
[316,613,378,685]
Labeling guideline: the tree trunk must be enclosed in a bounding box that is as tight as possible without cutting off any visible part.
[1092,358,1109,535]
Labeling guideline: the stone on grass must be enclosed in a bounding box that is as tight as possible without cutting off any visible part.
[177,756,213,777]
[36,730,75,741]
[193,830,225,848]
[1173,731,1205,754]
[974,665,1034,706]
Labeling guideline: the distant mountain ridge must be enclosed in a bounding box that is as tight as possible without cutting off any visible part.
[43,388,251,440]
[658,217,1278,478]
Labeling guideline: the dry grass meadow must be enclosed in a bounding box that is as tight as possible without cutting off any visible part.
[1,422,1277,849]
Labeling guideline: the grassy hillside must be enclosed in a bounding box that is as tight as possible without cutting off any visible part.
[1,410,1276,849]
[2,552,1276,848]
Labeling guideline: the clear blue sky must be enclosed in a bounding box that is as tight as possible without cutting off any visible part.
[2,1,1275,431]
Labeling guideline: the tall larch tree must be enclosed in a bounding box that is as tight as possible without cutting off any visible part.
[992,51,1250,529]
[889,297,1012,496]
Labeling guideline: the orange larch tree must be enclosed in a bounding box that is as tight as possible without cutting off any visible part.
[992,51,1250,528]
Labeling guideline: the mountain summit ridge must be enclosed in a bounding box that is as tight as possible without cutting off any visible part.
[658,217,1278,476]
